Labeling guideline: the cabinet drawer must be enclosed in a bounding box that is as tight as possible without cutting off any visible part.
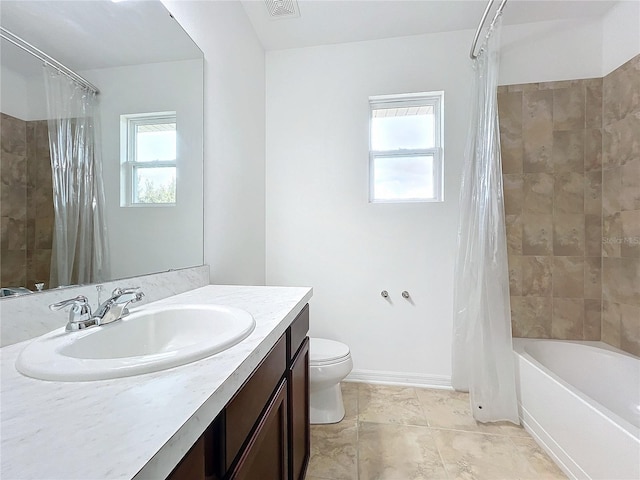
[225,335,286,468]
[287,305,309,361]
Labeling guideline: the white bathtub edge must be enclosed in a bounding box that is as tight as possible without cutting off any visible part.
[519,403,590,480]
[514,340,640,480]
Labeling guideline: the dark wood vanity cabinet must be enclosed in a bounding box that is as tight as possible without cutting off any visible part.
[287,307,310,480]
[227,380,288,480]
[166,305,310,480]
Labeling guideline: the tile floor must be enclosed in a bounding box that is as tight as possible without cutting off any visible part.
[306,382,567,480]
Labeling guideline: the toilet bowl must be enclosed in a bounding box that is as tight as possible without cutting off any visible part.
[309,337,353,424]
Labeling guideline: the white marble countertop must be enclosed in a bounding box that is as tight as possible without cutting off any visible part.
[0,284,313,480]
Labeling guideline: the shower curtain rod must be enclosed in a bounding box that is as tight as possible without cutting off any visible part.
[469,0,508,60]
[0,27,99,94]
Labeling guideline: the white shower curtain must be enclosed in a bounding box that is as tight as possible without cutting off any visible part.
[44,65,110,288]
[451,16,519,424]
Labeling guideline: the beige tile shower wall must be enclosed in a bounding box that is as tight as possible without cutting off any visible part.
[601,55,640,357]
[25,120,54,290]
[1,113,28,287]
[498,79,603,341]
[0,113,54,291]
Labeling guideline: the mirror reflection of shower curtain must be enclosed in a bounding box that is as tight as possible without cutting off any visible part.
[452,16,519,424]
[43,65,110,288]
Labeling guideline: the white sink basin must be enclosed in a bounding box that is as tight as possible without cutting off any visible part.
[16,304,256,381]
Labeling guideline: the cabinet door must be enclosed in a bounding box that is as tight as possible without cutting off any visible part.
[228,380,288,480]
[288,337,309,480]
[166,437,205,480]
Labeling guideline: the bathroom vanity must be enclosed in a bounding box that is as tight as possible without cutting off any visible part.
[0,285,312,480]
[169,304,310,480]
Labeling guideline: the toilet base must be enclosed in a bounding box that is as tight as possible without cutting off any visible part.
[310,383,345,424]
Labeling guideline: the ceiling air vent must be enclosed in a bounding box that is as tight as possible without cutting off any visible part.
[264,0,300,19]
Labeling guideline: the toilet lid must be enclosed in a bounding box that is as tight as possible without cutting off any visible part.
[310,338,350,365]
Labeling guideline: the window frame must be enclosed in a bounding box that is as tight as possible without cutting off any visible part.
[120,111,177,207]
[368,91,444,203]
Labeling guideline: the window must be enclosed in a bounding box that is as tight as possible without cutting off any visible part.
[369,92,443,203]
[120,112,177,206]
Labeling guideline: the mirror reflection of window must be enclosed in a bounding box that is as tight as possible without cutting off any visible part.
[121,112,177,206]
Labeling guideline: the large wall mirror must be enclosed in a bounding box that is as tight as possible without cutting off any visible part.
[0,0,204,296]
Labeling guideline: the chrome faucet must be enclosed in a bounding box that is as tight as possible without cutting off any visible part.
[50,295,93,331]
[50,287,145,332]
[92,288,144,326]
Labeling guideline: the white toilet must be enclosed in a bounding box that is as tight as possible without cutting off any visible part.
[309,337,353,424]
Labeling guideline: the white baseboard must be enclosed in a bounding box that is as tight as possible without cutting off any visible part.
[345,369,452,389]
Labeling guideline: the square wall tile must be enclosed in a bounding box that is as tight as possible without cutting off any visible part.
[585,214,603,257]
[584,129,603,172]
[585,80,603,129]
[511,296,552,338]
[554,172,584,214]
[584,171,602,215]
[620,210,640,258]
[620,158,640,211]
[523,173,553,214]
[553,256,584,298]
[523,90,554,173]
[552,298,584,340]
[601,300,622,348]
[523,214,553,255]
[503,174,524,215]
[553,214,585,256]
[506,214,523,255]
[553,85,585,131]
[584,257,602,300]
[620,304,640,356]
[584,299,602,340]
[508,255,523,296]
[602,213,621,257]
[552,130,585,173]
[521,256,552,297]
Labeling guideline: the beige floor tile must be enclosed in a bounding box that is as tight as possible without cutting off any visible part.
[308,421,358,480]
[510,436,567,479]
[498,421,530,437]
[358,422,448,480]
[358,383,427,426]
[341,382,358,422]
[415,388,520,436]
[434,429,540,480]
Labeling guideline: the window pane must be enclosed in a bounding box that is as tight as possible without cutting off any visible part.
[136,123,176,162]
[134,166,176,203]
[372,155,434,200]
[371,107,435,150]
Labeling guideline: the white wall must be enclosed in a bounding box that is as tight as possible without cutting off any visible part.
[0,66,29,120]
[602,0,640,75]
[161,0,267,286]
[499,17,603,85]
[81,60,204,281]
[266,32,473,383]
[265,18,609,384]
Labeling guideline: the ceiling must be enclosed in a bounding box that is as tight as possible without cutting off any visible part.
[240,0,619,50]
[0,0,202,78]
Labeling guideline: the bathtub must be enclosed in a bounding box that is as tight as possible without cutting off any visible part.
[513,338,640,480]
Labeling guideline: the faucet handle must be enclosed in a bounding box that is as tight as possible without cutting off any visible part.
[49,295,90,312]
[111,286,140,296]
[110,287,144,304]
[49,296,92,331]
